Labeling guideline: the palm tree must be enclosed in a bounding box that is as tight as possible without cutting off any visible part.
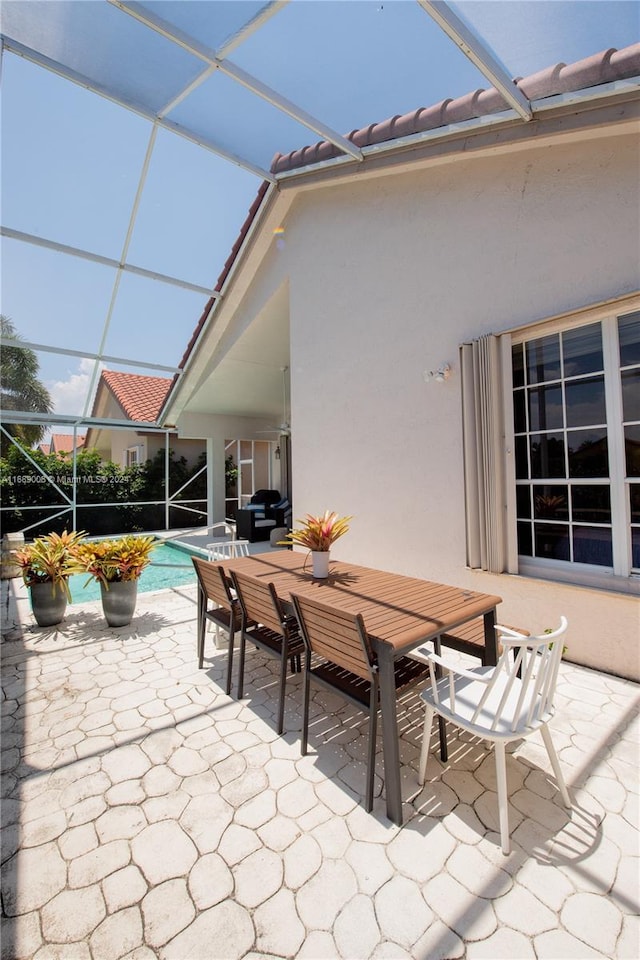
[1,315,53,455]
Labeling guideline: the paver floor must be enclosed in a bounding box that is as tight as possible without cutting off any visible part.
[1,576,639,960]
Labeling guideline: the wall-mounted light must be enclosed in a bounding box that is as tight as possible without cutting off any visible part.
[275,445,281,460]
[423,363,452,384]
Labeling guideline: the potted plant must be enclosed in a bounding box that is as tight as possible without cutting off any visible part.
[74,534,156,626]
[280,511,352,578]
[14,530,87,627]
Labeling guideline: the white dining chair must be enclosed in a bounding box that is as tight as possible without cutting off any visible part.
[418,617,571,854]
[205,522,250,562]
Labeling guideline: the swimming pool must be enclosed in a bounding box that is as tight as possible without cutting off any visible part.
[69,540,200,604]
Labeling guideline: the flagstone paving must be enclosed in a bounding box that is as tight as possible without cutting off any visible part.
[1,576,639,960]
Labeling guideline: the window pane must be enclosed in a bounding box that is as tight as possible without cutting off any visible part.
[630,483,640,523]
[562,323,603,377]
[632,529,640,569]
[573,527,613,566]
[513,389,526,433]
[515,436,529,480]
[565,377,606,427]
[530,433,566,478]
[527,334,560,385]
[535,523,570,560]
[571,485,611,524]
[517,521,532,556]
[528,385,564,431]
[568,428,609,478]
[618,312,640,367]
[533,485,568,520]
[625,426,640,477]
[512,343,525,389]
[621,370,640,422]
[516,485,531,519]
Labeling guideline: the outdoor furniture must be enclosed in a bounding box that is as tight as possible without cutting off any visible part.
[236,492,290,542]
[218,551,502,825]
[230,569,305,735]
[206,538,250,561]
[418,617,571,854]
[192,557,241,694]
[292,592,430,811]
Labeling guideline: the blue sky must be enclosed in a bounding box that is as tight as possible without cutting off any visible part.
[1,0,637,430]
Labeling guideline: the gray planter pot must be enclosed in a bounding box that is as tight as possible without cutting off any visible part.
[100,580,138,627]
[30,581,68,627]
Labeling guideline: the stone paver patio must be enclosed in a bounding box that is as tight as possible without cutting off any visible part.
[1,572,639,960]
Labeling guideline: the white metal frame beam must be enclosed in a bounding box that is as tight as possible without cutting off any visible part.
[417,0,533,121]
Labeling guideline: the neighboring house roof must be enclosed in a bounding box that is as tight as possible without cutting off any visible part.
[49,433,86,454]
[38,443,50,455]
[168,42,640,408]
[97,370,172,423]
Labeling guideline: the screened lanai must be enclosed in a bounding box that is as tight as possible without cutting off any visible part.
[1,1,639,533]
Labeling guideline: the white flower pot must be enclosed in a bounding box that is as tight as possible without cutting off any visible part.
[311,551,330,578]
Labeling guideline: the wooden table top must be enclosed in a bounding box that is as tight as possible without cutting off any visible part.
[216,551,501,654]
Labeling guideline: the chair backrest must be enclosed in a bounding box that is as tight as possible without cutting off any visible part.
[207,539,250,561]
[475,617,568,734]
[231,570,287,635]
[192,557,234,611]
[291,592,376,682]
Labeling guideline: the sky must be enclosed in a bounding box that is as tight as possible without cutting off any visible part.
[1,0,638,434]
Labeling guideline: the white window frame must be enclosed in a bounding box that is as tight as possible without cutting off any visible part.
[125,445,141,468]
[504,294,640,597]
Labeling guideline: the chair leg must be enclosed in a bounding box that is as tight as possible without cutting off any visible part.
[277,643,289,736]
[365,687,378,812]
[237,629,247,700]
[301,651,311,755]
[418,705,435,784]
[540,723,571,808]
[225,626,234,696]
[197,607,205,669]
[494,741,511,855]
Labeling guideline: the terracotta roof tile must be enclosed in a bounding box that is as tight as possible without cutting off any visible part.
[271,43,640,175]
[99,370,172,422]
[50,434,85,453]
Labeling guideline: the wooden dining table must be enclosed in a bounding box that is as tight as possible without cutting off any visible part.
[215,550,502,825]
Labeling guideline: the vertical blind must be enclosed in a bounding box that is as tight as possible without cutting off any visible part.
[460,333,509,574]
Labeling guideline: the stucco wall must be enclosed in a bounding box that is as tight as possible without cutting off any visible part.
[284,132,640,680]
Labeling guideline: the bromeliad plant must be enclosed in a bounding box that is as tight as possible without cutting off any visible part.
[74,534,156,588]
[281,511,352,552]
[14,530,87,601]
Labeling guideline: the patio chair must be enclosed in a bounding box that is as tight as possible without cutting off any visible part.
[230,569,304,735]
[418,617,571,854]
[291,592,431,812]
[192,557,241,695]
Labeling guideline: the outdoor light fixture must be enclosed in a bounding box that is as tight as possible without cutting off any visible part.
[423,363,452,383]
[275,445,281,460]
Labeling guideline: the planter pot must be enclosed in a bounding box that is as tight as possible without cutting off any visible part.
[311,551,330,579]
[101,580,138,627]
[30,581,68,627]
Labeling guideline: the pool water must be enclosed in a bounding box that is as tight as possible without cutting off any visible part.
[69,540,199,604]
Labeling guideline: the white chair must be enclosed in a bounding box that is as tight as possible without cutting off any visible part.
[205,522,250,562]
[418,617,571,854]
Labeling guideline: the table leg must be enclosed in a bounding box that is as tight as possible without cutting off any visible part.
[377,645,403,826]
[433,635,448,763]
[484,609,498,666]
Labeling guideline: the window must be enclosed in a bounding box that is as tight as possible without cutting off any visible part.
[126,446,140,467]
[512,309,640,581]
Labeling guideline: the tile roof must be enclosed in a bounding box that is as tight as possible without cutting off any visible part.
[50,434,85,453]
[169,43,639,395]
[99,370,172,423]
[272,44,640,174]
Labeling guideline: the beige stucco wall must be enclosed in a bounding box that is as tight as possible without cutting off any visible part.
[281,132,639,681]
